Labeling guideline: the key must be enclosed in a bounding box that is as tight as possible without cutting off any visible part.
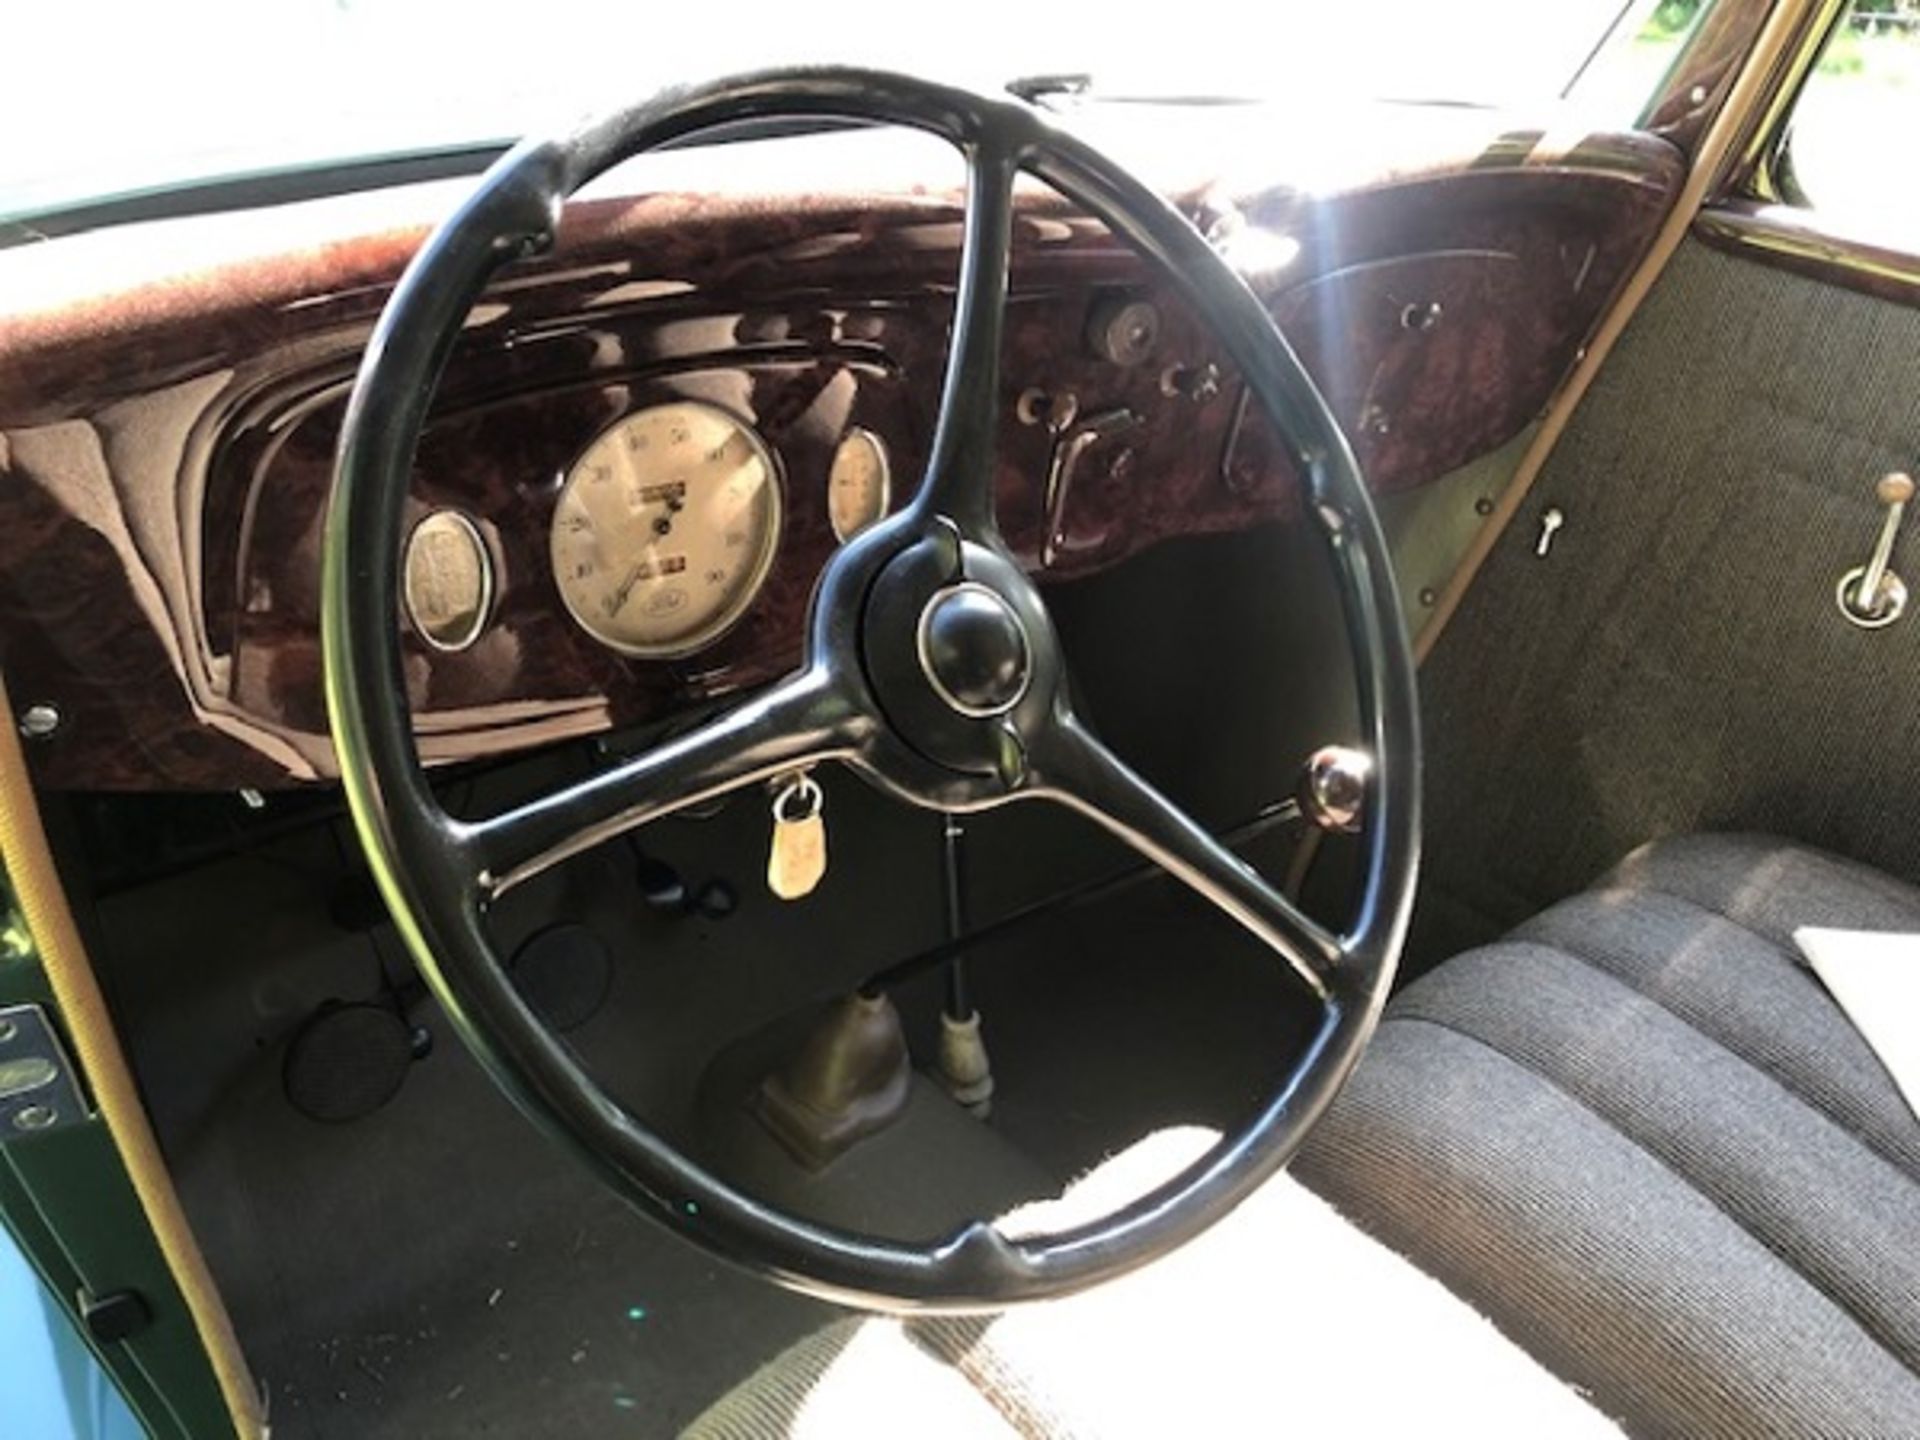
[1535,506,1565,558]
[767,772,827,901]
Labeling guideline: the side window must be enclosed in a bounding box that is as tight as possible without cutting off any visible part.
[1636,0,1716,76]
[1778,0,1920,230]
[0,1224,145,1440]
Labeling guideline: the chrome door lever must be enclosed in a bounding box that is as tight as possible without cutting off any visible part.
[1837,472,1913,629]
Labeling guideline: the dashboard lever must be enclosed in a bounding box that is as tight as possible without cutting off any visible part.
[1042,408,1142,567]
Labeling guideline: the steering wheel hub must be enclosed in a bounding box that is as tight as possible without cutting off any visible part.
[917,583,1032,718]
[855,530,1057,786]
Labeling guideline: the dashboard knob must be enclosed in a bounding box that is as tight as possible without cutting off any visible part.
[1299,745,1373,834]
[1086,297,1161,368]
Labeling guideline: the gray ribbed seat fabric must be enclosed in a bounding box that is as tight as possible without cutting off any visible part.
[1294,832,1920,1438]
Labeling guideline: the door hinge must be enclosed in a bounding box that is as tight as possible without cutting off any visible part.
[0,1003,91,1140]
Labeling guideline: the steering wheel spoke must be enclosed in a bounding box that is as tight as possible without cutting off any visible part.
[909,122,1024,537]
[1033,714,1343,1000]
[465,667,861,899]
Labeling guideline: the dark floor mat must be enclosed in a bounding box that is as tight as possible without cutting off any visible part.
[953,877,1315,1180]
[167,875,1311,1438]
[179,1030,834,1439]
[97,754,1319,1438]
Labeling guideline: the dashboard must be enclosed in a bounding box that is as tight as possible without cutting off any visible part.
[0,110,1684,790]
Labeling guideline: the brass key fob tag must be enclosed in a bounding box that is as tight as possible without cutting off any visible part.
[767,774,827,901]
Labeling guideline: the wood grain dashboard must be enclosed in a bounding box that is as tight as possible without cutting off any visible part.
[0,115,1682,789]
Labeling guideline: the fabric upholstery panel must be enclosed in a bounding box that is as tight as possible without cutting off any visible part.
[1604,832,1920,949]
[1294,1020,1920,1439]
[1414,241,1920,951]
[1516,892,1920,1182]
[1298,832,1920,1438]
[1395,942,1920,1370]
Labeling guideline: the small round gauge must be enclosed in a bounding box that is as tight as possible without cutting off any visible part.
[827,427,891,543]
[550,401,782,658]
[403,509,493,652]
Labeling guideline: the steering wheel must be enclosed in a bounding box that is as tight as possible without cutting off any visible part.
[322,68,1420,1311]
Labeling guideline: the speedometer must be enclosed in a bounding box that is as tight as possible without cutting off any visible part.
[550,401,782,658]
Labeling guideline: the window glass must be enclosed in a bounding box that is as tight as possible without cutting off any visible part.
[2,0,1650,228]
[1783,1,1920,230]
[1602,0,1717,116]
[0,1223,146,1440]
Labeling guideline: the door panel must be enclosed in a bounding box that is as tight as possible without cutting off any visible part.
[1415,236,1920,962]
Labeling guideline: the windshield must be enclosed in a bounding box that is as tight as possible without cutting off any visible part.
[6,0,1676,227]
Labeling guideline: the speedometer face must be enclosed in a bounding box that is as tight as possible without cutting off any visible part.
[550,401,782,658]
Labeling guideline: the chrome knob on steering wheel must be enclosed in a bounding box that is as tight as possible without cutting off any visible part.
[322,66,1420,1311]
[916,584,1032,719]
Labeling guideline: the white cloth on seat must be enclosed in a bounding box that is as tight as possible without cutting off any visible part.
[685,1127,1614,1438]
[1795,927,1920,1118]
[686,1312,1015,1440]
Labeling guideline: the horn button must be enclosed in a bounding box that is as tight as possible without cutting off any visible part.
[918,584,1031,717]
[859,530,1057,782]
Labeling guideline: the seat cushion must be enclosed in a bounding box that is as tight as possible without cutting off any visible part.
[1293,832,1920,1438]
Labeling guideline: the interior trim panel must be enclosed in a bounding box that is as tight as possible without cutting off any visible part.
[1696,200,1920,312]
[0,121,1682,789]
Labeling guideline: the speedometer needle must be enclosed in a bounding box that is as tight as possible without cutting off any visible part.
[605,563,645,616]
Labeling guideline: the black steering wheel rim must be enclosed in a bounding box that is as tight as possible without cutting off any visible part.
[322,67,1421,1312]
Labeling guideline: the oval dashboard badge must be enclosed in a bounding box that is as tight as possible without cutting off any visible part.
[403,509,494,652]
